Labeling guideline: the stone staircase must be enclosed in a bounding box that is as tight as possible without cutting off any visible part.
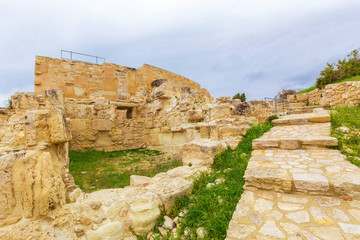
[226,107,360,239]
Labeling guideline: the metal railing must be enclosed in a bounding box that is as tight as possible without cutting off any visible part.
[265,96,290,115]
[61,50,105,64]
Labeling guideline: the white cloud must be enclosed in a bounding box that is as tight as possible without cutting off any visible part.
[0,0,359,101]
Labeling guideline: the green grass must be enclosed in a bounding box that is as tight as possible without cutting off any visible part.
[296,85,317,94]
[331,105,360,166]
[69,148,182,192]
[140,121,273,239]
[296,75,360,95]
[334,75,360,84]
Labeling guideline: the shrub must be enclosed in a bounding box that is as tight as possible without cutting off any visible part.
[233,92,246,102]
[276,89,296,99]
[316,48,360,88]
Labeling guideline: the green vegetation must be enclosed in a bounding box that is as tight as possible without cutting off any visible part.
[141,121,274,239]
[233,92,246,102]
[69,148,182,192]
[331,105,360,167]
[296,85,317,94]
[316,48,360,88]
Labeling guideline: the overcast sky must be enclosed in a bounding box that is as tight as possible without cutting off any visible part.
[1,0,359,105]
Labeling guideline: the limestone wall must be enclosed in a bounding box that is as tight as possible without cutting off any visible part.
[0,90,75,224]
[66,98,146,151]
[288,81,360,106]
[34,56,212,102]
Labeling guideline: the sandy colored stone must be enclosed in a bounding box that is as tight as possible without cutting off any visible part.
[315,197,340,208]
[332,208,350,222]
[286,211,310,223]
[254,198,274,213]
[85,221,123,240]
[278,202,304,211]
[130,175,151,187]
[293,173,329,192]
[338,222,360,235]
[181,139,225,167]
[280,222,299,234]
[226,221,256,239]
[259,220,285,238]
[309,207,333,225]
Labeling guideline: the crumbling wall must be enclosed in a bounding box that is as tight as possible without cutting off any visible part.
[34,56,212,101]
[66,98,146,151]
[0,90,75,227]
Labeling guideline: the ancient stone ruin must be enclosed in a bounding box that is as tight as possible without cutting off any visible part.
[0,56,273,239]
[2,55,360,239]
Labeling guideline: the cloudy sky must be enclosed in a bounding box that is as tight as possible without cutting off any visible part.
[0,0,359,105]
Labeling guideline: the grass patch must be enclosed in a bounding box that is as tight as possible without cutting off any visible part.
[69,148,182,192]
[296,75,360,95]
[296,85,317,94]
[331,105,360,166]
[334,75,360,84]
[142,121,273,239]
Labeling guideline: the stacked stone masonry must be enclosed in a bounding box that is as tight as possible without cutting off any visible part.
[287,81,360,106]
[0,56,277,239]
[226,107,360,239]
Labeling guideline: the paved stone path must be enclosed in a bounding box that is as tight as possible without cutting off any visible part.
[226,108,360,240]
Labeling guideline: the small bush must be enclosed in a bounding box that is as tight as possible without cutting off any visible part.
[316,48,360,88]
[233,92,246,102]
[276,89,296,99]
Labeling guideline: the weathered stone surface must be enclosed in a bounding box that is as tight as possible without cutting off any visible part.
[278,202,304,211]
[254,198,274,213]
[338,222,360,235]
[293,173,329,192]
[279,138,301,150]
[85,221,123,240]
[309,207,333,225]
[280,222,299,234]
[226,221,256,239]
[130,175,151,187]
[181,139,225,167]
[285,211,310,223]
[244,168,292,192]
[259,220,285,238]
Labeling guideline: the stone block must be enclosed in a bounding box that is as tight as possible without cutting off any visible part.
[308,114,331,123]
[130,175,151,187]
[244,168,292,192]
[181,139,225,167]
[296,93,309,102]
[293,173,330,192]
[279,138,301,149]
[301,136,338,147]
[92,119,113,131]
[252,139,279,149]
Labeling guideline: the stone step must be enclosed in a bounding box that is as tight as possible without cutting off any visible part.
[289,102,307,107]
[243,149,360,199]
[252,136,338,150]
[226,189,360,240]
[252,123,337,150]
[290,105,323,114]
[272,113,330,126]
